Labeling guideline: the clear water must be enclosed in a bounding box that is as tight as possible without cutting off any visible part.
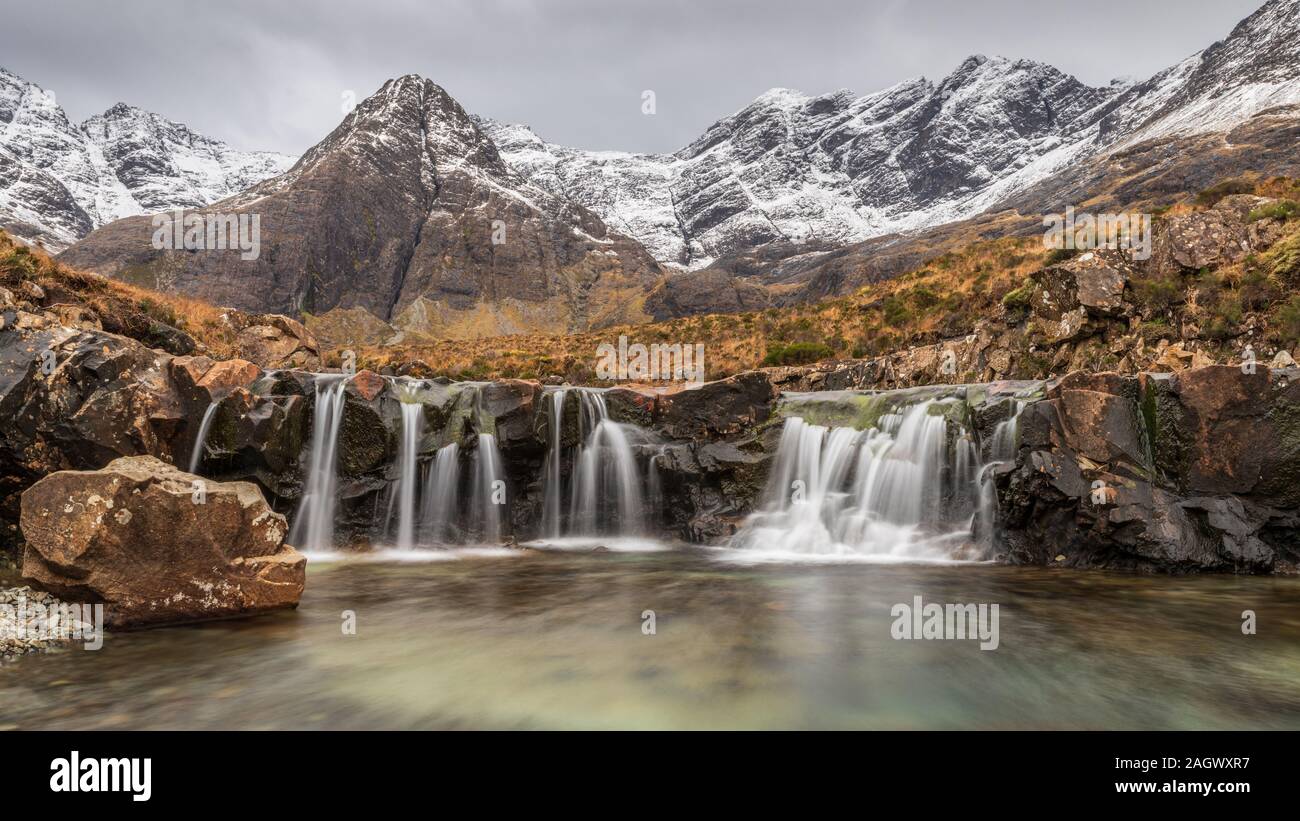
[3,550,1298,730]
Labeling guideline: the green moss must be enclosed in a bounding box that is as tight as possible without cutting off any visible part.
[1247,200,1298,222]
[762,340,834,367]
[1001,282,1034,310]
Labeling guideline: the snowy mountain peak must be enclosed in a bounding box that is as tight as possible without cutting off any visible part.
[0,67,294,250]
[489,1,1300,271]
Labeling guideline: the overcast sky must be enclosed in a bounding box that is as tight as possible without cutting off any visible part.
[0,0,1269,156]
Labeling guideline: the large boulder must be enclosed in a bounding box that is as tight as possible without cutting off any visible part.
[1030,250,1133,321]
[997,366,1300,572]
[1148,195,1287,277]
[0,323,187,552]
[221,310,322,370]
[20,456,305,627]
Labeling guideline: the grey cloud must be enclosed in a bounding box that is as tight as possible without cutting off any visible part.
[0,0,1268,155]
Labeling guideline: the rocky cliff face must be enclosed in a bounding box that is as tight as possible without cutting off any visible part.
[59,76,664,339]
[0,67,293,250]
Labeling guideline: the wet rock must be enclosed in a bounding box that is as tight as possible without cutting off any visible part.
[603,386,656,427]
[655,371,776,439]
[479,379,542,452]
[997,366,1299,571]
[20,455,305,627]
[348,369,385,402]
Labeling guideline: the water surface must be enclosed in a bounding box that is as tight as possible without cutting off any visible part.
[3,549,1298,729]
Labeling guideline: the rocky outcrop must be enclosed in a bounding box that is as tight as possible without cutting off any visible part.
[997,366,1300,572]
[643,268,771,320]
[1149,195,1289,278]
[221,310,321,370]
[20,456,305,626]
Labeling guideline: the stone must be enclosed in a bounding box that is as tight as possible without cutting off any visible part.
[20,456,305,627]
[196,358,261,397]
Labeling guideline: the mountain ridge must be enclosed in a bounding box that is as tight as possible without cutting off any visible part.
[0,66,294,250]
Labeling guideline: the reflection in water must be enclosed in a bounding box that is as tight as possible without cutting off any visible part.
[2,551,1299,730]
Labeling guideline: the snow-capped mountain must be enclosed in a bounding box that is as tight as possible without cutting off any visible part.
[487,0,1300,271]
[0,67,294,250]
[61,75,662,338]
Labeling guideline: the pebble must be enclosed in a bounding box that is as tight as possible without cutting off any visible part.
[0,585,78,662]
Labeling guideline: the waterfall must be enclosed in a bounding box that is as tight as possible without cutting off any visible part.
[393,398,424,550]
[419,443,460,544]
[975,400,1026,548]
[732,400,985,559]
[471,433,505,543]
[542,387,653,539]
[187,402,220,475]
[288,374,349,553]
[541,389,567,538]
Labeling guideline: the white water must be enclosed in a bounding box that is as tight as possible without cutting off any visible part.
[472,433,505,544]
[187,402,220,475]
[732,400,987,560]
[541,389,567,538]
[288,374,349,553]
[394,399,425,550]
[543,388,654,538]
[419,442,460,544]
[975,400,1026,548]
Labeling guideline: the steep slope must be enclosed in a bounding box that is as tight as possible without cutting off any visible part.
[489,0,1300,278]
[0,67,292,250]
[81,103,295,214]
[485,59,1122,270]
[60,76,663,338]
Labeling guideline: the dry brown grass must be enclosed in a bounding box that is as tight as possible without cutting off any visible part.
[345,235,1052,383]
[0,230,241,357]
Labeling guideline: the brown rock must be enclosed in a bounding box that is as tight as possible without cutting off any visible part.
[20,456,305,627]
[196,358,261,397]
[234,314,321,369]
[350,369,385,402]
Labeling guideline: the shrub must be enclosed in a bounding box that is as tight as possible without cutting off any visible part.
[1001,282,1034,311]
[881,295,912,327]
[1131,274,1182,311]
[1273,296,1300,344]
[1196,178,1254,207]
[1044,247,1080,266]
[762,341,834,367]
[1248,200,1299,222]
[1202,293,1244,341]
[1270,234,1300,282]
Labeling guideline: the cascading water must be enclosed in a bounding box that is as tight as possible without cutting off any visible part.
[187,402,220,475]
[376,381,511,548]
[471,433,505,543]
[974,400,1026,548]
[392,393,425,550]
[541,387,655,539]
[419,443,460,544]
[731,399,987,560]
[541,389,567,538]
[288,374,349,554]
